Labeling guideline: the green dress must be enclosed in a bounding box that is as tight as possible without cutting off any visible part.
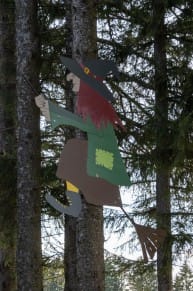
[48,101,131,186]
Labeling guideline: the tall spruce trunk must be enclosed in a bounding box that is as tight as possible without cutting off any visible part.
[15,0,42,290]
[0,1,16,290]
[64,1,104,290]
[153,1,172,290]
[63,1,78,290]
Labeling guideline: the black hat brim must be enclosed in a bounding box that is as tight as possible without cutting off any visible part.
[60,56,115,102]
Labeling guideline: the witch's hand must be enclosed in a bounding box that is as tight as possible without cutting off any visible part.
[35,94,51,121]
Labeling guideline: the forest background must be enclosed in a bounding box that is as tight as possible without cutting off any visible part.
[0,0,193,290]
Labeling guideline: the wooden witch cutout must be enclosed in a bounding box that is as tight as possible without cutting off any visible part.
[35,57,166,262]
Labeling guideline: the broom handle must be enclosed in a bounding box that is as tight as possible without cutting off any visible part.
[120,206,136,228]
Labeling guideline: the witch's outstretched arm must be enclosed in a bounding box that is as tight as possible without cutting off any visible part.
[35,94,95,133]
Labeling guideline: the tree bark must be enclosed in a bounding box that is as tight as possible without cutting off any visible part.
[153,1,172,290]
[15,0,42,290]
[64,1,104,290]
[0,1,16,290]
[63,2,78,290]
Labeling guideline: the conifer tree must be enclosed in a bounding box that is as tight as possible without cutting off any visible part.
[0,0,16,289]
[173,262,193,291]
[97,1,193,289]
[15,0,42,289]
[153,1,172,290]
[64,1,104,290]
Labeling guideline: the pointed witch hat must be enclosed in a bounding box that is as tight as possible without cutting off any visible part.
[63,57,124,130]
[60,56,118,102]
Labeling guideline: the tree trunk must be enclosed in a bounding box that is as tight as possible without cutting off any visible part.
[64,1,104,290]
[0,0,16,290]
[63,1,78,290]
[153,1,172,290]
[15,0,42,290]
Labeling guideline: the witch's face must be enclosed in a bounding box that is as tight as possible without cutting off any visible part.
[67,73,80,93]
